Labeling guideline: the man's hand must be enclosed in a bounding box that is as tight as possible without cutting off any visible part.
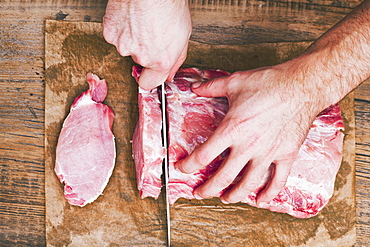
[176,0,370,205]
[176,63,323,205]
[103,0,192,90]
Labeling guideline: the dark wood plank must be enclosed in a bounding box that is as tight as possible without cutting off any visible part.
[354,79,370,246]
[189,0,360,45]
[0,2,108,246]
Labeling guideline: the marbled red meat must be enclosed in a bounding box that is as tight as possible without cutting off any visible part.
[239,104,344,218]
[132,67,166,199]
[55,73,116,207]
[132,66,344,218]
[165,68,230,203]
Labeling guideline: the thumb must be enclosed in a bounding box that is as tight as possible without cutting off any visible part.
[191,76,229,98]
[167,43,189,82]
[138,67,169,90]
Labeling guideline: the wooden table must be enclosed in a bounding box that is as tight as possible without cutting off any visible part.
[0,0,369,246]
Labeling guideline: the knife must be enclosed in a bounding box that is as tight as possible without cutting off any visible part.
[161,83,171,246]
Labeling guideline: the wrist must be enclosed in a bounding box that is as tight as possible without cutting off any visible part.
[273,54,336,118]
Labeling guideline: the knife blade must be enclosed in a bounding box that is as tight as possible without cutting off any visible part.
[161,83,171,246]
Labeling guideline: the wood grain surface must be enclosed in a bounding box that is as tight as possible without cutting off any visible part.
[44,20,355,246]
[0,0,369,246]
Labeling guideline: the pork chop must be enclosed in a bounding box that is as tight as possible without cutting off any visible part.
[55,73,116,207]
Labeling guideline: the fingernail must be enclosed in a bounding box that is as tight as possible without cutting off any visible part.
[175,162,192,174]
[257,201,269,208]
[220,199,230,204]
[194,193,203,200]
[192,82,201,89]
[168,73,175,82]
[174,164,185,173]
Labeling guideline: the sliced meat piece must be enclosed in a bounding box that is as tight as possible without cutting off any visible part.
[132,66,166,199]
[55,73,116,207]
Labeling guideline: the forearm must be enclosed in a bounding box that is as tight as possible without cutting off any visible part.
[286,0,370,110]
[105,0,188,16]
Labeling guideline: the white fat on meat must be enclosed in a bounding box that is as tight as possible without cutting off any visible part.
[132,86,165,199]
[132,66,166,199]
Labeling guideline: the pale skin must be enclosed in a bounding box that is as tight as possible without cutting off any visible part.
[103,0,370,204]
[103,0,192,90]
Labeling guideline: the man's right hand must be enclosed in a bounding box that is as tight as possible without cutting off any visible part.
[103,0,192,90]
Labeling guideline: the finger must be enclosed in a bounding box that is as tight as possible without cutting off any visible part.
[102,3,120,45]
[193,149,252,199]
[138,67,169,90]
[167,43,189,82]
[175,120,234,174]
[102,17,118,46]
[191,76,229,98]
[104,23,131,57]
[220,157,274,204]
[256,158,294,204]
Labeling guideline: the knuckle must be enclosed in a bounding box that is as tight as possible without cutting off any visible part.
[220,120,246,144]
[102,17,118,44]
[102,30,116,46]
[102,15,114,28]
[102,31,113,45]
[132,48,170,70]
[222,190,245,204]
[115,39,132,57]
[193,149,212,168]
[178,163,193,174]
[272,179,287,189]
[245,183,260,194]
[240,179,260,193]
[195,190,213,199]
[140,81,157,91]
[176,160,194,174]
[214,173,235,188]
[134,56,148,67]
[228,71,243,82]
[262,191,280,201]
[130,52,147,65]
[155,58,172,71]
[226,71,243,88]
[222,196,237,204]
[277,152,297,164]
[218,121,236,140]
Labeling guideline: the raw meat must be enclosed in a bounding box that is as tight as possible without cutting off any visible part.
[132,66,344,218]
[55,73,116,207]
[132,67,166,199]
[131,67,227,200]
[240,104,344,218]
[165,68,230,203]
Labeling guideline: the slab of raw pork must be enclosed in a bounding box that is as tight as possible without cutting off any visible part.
[165,68,231,203]
[55,73,116,207]
[132,66,344,218]
[132,67,166,199]
[239,105,344,218]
